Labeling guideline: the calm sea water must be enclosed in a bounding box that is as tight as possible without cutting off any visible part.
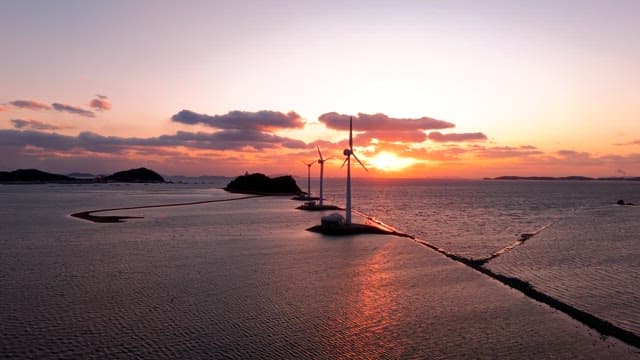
[1,179,638,358]
[328,178,640,336]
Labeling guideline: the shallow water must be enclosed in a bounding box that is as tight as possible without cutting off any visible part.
[323,178,640,337]
[1,181,639,358]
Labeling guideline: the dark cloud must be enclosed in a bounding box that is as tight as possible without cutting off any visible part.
[11,119,67,131]
[89,98,111,111]
[554,149,602,166]
[614,139,640,146]
[556,149,591,158]
[0,128,307,154]
[171,110,304,131]
[319,112,455,131]
[0,129,77,151]
[96,94,108,99]
[319,112,455,144]
[472,145,543,159]
[52,103,95,118]
[428,131,487,143]
[9,100,52,111]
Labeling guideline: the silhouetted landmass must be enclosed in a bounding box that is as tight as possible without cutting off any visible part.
[67,172,95,178]
[104,167,165,183]
[486,176,640,181]
[225,173,302,195]
[1,167,165,184]
[0,169,73,182]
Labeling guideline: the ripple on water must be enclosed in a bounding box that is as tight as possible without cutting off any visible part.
[487,206,640,336]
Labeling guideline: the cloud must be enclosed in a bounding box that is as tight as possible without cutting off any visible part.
[11,119,68,131]
[52,103,95,118]
[0,128,307,154]
[472,145,543,159]
[171,110,304,131]
[0,129,77,151]
[96,94,108,99]
[9,100,52,111]
[356,130,428,143]
[0,104,10,112]
[89,97,111,111]
[427,131,487,143]
[614,139,640,146]
[319,112,455,131]
[318,112,455,144]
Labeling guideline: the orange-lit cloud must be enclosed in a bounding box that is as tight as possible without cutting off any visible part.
[89,95,111,111]
[319,112,454,145]
[9,100,52,111]
[428,131,487,142]
[356,130,427,143]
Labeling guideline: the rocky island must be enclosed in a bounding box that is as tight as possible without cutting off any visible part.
[102,168,165,183]
[224,173,303,195]
[0,167,166,184]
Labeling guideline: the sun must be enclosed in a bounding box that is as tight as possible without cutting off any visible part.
[368,152,415,172]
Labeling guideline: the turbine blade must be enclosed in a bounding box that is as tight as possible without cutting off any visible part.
[349,116,353,149]
[340,157,348,168]
[351,152,368,172]
[317,145,323,160]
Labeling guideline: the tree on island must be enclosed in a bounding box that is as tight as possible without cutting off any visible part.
[225,173,302,195]
[104,167,165,183]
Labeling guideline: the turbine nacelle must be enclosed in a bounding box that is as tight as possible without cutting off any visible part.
[343,149,352,156]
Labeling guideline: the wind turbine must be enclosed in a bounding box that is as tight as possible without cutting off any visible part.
[302,160,314,200]
[316,146,332,207]
[341,116,367,224]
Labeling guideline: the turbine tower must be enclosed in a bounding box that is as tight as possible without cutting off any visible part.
[302,160,314,200]
[316,146,332,207]
[341,116,367,224]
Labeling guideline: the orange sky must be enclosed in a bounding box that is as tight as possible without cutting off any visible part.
[1,1,639,178]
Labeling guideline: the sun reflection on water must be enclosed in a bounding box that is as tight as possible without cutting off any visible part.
[333,242,401,357]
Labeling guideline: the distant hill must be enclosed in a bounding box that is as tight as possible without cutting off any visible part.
[225,173,302,195]
[104,168,165,183]
[67,172,95,179]
[1,167,165,183]
[486,176,640,181]
[0,169,73,182]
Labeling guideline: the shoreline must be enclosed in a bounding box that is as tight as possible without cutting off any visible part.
[70,195,262,223]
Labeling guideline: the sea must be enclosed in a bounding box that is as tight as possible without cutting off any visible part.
[1,178,639,358]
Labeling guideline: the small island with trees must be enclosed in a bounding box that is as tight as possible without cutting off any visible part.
[224,172,303,195]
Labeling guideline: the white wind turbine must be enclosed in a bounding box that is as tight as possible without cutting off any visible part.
[341,116,367,224]
[302,160,314,200]
[316,146,332,207]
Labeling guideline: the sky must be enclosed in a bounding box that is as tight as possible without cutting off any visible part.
[1,0,639,178]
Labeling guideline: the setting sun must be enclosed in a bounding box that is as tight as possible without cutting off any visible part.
[368,152,416,172]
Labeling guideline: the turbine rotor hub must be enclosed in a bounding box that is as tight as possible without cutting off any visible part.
[343,149,352,156]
